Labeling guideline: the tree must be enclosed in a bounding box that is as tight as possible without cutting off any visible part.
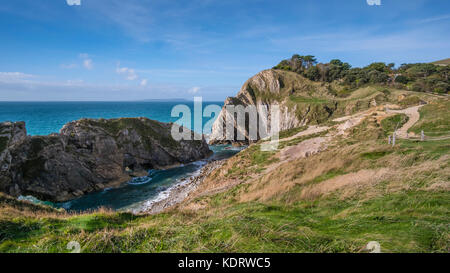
[365,62,389,73]
[290,54,304,72]
[305,66,320,81]
[273,60,292,71]
[368,70,389,83]
[303,55,317,69]
[406,63,437,78]
[388,63,395,70]
[395,75,409,84]
[325,59,351,82]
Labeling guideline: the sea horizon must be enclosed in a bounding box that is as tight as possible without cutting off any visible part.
[0,100,224,136]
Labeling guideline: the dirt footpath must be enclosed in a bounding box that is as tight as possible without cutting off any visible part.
[387,105,423,138]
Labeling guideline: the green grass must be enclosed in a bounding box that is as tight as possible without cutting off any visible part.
[279,126,307,139]
[399,96,422,107]
[0,189,448,253]
[410,100,450,137]
[289,96,329,104]
[361,150,393,160]
[396,138,450,160]
[381,114,409,135]
[279,131,329,149]
[0,138,448,253]
[251,150,277,166]
[224,144,278,177]
[309,170,346,185]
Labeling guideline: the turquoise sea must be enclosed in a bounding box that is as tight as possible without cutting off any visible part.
[0,101,222,136]
[0,101,241,212]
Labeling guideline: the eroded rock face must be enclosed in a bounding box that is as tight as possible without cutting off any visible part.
[0,118,211,202]
[209,69,392,145]
[209,70,335,144]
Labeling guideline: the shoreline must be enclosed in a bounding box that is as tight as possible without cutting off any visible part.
[137,159,225,214]
[16,146,240,213]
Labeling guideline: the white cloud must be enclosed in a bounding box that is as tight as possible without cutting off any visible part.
[78,53,93,70]
[366,0,381,6]
[418,14,450,24]
[66,79,84,86]
[116,63,138,81]
[270,26,450,55]
[188,86,201,94]
[83,59,93,70]
[0,72,36,85]
[140,79,148,86]
[0,72,35,80]
[60,53,93,70]
[61,63,78,69]
[66,0,81,6]
[0,74,235,101]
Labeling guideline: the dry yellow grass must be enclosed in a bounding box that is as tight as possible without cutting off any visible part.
[300,168,389,200]
[181,133,449,210]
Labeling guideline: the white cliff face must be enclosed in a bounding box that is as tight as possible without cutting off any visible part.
[209,70,301,144]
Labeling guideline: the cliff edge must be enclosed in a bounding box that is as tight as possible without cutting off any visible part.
[0,118,211,202]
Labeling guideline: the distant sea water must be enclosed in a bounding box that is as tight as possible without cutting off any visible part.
[0,101,223,135]
[0,101,242,212]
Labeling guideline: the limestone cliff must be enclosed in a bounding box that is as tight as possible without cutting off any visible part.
[0,118,211,202]
[209,70,336,144]
[209,69,390,144]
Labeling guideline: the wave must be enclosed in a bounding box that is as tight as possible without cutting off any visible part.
[127,176,153,185]
[130,161,207,213]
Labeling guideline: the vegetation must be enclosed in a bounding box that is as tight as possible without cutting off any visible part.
[432,58,450,66]
[279,126,307,139]
[410,100,450,137]
[381,114,409,135]
[289,96,329,104]
[274,54,450,94]
[0,137,448,253]
[223,144,278,178]
[80,118,181,149]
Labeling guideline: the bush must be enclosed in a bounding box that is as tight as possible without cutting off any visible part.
[395,75,409,84]
[433,81,449,93]
[272,55,449,93]
[305,66,320,81]
[368,70,389,83]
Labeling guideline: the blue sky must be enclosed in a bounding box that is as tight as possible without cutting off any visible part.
[0,0,449,101]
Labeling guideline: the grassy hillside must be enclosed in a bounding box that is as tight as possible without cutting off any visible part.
[409,100,450,137]
[0,88,448,253]
[432,58,450,66]
[246,69,439,127]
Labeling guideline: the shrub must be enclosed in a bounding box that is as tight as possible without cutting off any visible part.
[395,75,409,84]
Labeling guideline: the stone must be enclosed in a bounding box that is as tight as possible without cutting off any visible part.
[209,69,339,144]
[0,117,212,202]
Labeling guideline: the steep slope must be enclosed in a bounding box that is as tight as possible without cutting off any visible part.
[209,69,427,144]
[209,70,333,144]
[0,118,211,202]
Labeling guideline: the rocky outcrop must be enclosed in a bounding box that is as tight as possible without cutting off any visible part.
[209,69,394,145]
[209,70,337,144]
[0,118,211,202]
